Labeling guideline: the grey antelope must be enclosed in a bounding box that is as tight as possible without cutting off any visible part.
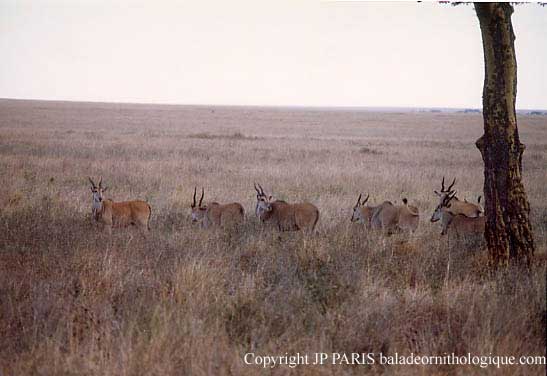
[88,177,151,236]
[254,183,319,232]
[430,191,486,236]
[370,198,420,233]
[190,187,244,228]
[351,193,378,227]
[434,177,483,218]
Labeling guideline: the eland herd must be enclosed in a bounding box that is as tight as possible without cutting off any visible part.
[88,176,484,238]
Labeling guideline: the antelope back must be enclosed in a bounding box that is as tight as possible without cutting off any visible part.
[260,200,319,232]
[204,202,245,228]
[448,198,483,218]
[293,202,320,231]
[108,200,150,225]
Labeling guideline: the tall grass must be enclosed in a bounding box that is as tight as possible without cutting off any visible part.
[1,100,545,375]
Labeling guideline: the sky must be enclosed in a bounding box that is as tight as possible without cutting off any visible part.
[1,0,546,109]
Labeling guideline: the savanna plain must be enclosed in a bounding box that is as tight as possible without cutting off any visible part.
[0,99,546,375]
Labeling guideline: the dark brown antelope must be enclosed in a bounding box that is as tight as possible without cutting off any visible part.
[254,183,319,232]
[430,191,485,236]
[88,177,151,236]
[191,187,244,228]
[434,177,483,218]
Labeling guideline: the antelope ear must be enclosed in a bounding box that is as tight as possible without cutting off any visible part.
[434,190,441,197]
[446,203,451,208]
[268,195,272,200]
[102,186,108,192]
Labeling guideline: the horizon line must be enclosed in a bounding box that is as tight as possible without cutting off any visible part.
[1,97,546,112]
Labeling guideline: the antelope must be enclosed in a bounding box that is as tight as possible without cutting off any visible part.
[434,177,483,218]
[430,191,486,236]
[350,193,378,227]
[88,177,151,236]
[190,187,244,228]
[254,183,319,232]
[370,198,420,233]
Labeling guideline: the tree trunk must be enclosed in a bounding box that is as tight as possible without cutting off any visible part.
[474,3,535,267]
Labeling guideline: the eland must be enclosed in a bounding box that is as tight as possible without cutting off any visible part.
[88,177,151,236]
[254,183,319,232]
[191,187,244,228]
[434,177,483,218]
[369,198,420,234]
[430,191,485,236]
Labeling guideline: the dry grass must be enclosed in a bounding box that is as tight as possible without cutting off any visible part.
[0,99,546,375]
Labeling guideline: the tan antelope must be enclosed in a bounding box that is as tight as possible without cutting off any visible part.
[370,198,420,233]
[88,177,151,236]
[350,193,379,227]
[430,191,486,236]
[434,177,483,218]
[370,201,399,233]
[254,183,319,232]
[190,187,244,228]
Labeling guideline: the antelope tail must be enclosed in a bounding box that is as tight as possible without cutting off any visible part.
[147,203,152,231]
[312,210,320,231]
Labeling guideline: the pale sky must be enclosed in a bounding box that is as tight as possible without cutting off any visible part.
[1,1,546,109]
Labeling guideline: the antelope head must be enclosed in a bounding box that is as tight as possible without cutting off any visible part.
[89,177,107,219]
[191,187,207,222]
[430,190,457,222]
[254,182,273,221]
[351,193,369,222]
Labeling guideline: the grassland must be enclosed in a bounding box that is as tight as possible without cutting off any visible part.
[0,99,545,375]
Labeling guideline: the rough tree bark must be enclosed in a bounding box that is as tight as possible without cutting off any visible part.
[474,2,535,267]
